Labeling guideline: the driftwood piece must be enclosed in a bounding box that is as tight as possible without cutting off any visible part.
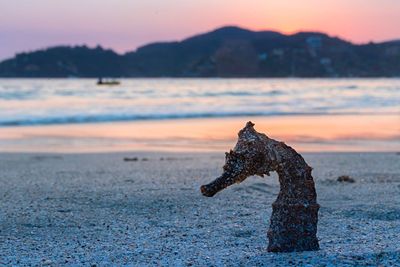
[201,121,319,252]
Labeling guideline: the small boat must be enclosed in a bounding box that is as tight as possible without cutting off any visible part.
[97,78,120,86]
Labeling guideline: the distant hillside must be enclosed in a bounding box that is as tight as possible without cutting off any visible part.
[1,26,400,77]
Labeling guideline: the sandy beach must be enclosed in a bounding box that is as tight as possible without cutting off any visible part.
[1,151,399,266]
[2,0,400,265]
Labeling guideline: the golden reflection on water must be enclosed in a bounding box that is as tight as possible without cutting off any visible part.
[0,114,399,153]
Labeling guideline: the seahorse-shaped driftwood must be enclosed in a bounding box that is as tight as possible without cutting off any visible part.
[201,121,319,252]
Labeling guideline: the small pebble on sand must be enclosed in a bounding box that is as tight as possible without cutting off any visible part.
[337,175,355,183]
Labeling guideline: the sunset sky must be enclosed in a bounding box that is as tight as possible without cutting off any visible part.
[1,0,399,60]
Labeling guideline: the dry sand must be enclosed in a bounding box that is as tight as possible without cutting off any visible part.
[0,152,399,266]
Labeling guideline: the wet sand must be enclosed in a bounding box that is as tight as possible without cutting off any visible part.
[0,114,399,153]
[0,152,399,266]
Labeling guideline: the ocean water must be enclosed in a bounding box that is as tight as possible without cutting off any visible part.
[0,78,399,126]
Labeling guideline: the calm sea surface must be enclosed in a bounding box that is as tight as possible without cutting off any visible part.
[0,78,399,126]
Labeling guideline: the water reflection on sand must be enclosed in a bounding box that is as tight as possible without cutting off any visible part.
[0,114,398,152]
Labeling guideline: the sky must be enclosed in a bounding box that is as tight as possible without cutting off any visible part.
[1,0,400,60]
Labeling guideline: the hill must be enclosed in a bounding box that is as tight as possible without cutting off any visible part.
[1,26,400,77]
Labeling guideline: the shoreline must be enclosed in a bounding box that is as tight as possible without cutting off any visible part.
[0,114,399,153]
